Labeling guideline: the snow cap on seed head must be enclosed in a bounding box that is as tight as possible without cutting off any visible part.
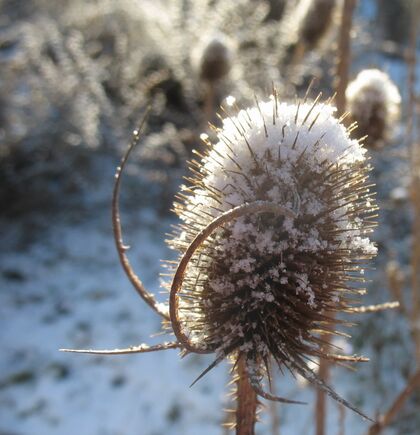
[346,69,401,148]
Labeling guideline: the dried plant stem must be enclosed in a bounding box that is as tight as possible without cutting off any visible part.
[386,261,407,316]
[316,2,356,434]
[367,369,420,435]
[269,380,281,435]
[334,0,357,115]
[338,402,345,435]
[407,6,420,366]
[203,81,216,124]
[236,353,258,435]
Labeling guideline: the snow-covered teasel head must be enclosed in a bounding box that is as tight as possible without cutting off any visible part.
[346,69,401,148]
[63,94,399,423]
[167,93,378,418]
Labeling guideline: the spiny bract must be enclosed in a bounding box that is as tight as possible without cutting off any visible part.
[167,94,378,417]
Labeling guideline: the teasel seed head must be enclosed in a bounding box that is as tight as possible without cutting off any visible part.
[346,69,401,148]
[193,34,235,83]
[167,92,378,419]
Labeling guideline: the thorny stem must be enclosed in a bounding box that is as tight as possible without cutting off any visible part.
[316,1,356,434]
[236,354,258,435]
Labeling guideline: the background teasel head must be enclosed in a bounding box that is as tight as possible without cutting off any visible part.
[282,0,339,61]
[193,33,235,83]
[296,0,338,50]
[346,69,401,148]
[166,92,378,417]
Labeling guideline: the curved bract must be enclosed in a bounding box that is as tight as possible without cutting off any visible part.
[169,201,297,354]
[112,108,170,321]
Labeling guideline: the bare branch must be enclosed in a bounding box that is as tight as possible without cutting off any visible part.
[322,353,369,363]
[60,341,180,355]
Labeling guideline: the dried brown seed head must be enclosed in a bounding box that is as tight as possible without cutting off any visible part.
[194,34,235,82]
[167,94,378,418]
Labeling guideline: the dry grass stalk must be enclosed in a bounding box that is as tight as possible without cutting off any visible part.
[407,6,420,367]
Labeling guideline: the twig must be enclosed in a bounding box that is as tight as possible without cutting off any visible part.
[334,0,357,116]
[407,1,420,366]
[367,369,420,435]
[59,341,180,355]
[269,378,281,435]
[349,301,399,313]
[315,0,357,435]
[338,402,345,435]
[315,2,357,435]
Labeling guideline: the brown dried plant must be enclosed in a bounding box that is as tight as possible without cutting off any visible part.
[61,86,403,433]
